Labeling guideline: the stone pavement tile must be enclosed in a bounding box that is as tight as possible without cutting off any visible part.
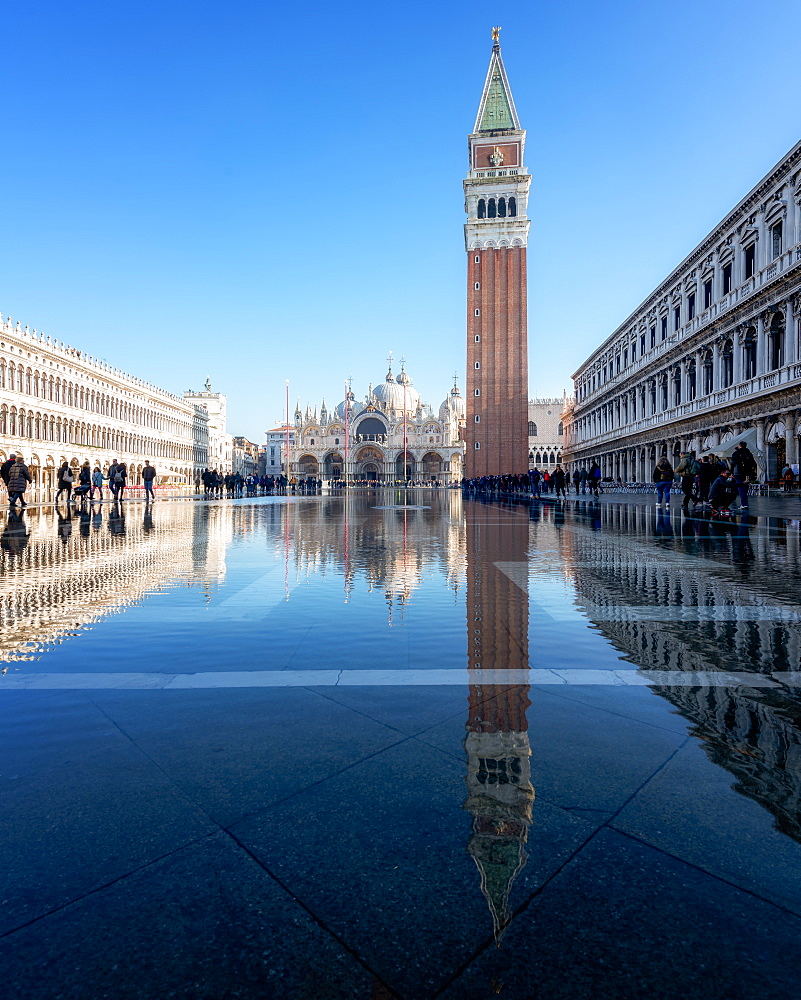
[0,832,382,1000]
[417,688,686,816]
[230,738,595,999]
[307,684,472,736]
[90,687,407,828]
[0,743,215,936]
[612,740,801,916]
[0,691,132,781]
[530,682,692,736]
[437,828,801,1000]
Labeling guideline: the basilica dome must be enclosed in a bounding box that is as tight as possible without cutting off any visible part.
[372,368,421,415]
[440,385,465,420]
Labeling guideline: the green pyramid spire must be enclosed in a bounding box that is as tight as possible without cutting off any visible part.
[474,40,521,134]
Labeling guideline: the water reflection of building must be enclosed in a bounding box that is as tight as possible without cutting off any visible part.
[0,503,229,664]
[562,505,801,843]
[262,492,466,615]
[463,500,534,940]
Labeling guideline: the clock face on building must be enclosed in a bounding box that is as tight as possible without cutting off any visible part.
[473,142,520,169]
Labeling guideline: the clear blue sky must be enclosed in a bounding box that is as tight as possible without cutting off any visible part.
[2,1,799,439]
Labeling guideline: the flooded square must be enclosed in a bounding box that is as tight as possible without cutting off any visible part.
[2,491,801,999]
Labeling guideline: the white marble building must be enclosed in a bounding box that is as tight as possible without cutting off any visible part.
[184,379,232,475]
[528,398,564,470]
[289,361,466,484]
[563,139,801,481]
[0,314,209,489]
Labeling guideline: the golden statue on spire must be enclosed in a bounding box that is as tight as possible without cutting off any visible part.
[491,26,501,43]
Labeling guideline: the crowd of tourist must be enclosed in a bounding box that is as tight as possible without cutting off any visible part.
[460,443,794,517]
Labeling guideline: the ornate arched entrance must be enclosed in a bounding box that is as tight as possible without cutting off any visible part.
[355,446,384,481]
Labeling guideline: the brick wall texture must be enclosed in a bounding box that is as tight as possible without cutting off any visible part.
[465,246,529,478]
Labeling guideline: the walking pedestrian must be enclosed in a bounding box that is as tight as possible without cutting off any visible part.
[91,465,104,501]
[675,451,701,511]
[108,459,120,500]
[653,456,674,508]
[0,453,16,489]
[55,462,74,504]
[114,461,128,500]
[552,465,567,498]
[142,461,157,501]
[7,455,32,509]
[588,463,602,497]
[572,468,581,494]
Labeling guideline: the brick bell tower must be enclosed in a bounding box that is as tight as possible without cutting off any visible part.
[465,28,530,478]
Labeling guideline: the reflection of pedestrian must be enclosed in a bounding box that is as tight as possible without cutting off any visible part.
[1,510,29,556]
[57,510,73,544]
[143,504,154,533]
[108,501,126,536]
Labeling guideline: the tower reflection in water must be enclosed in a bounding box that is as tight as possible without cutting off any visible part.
[463,499,533,942]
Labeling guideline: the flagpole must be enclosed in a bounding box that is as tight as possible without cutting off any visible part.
[285,380,290,486]
[344,379,350,491]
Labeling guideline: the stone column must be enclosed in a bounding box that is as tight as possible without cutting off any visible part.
[756,313,766,376]
[732,329,743,386]
[756,418,766,475]
[712,339,721,391]
[785,415,798,466]
[786,297,796,366]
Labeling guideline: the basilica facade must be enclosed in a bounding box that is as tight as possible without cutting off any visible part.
[288,362,465,484]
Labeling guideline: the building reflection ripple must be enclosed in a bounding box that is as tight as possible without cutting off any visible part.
[564,502,801,844]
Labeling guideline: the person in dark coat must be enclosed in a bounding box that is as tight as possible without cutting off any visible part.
[709,469,738,513]
[697,456,719,504]
[653,456,674,507]
[730,442,757,510]
[55,461,74,504]
[552,465,567,498]
[1,453,17,489]
[7,456,32,509]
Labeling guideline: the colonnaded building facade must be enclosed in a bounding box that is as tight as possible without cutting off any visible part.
[0,313,223,489]
[288,360,465,483]
[562,138,801,481]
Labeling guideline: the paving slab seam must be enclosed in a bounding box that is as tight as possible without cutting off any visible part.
[0,831,217,942]
[607,825,801,921]
[221,825,402,999]
[529,683,691,738]
[219,734,416,828]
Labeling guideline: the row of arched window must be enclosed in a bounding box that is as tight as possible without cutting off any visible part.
[0,359,190,436]
[477,197,517,219]
[0,406,193,462]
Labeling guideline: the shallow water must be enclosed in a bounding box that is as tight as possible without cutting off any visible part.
[2,490,801,998]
